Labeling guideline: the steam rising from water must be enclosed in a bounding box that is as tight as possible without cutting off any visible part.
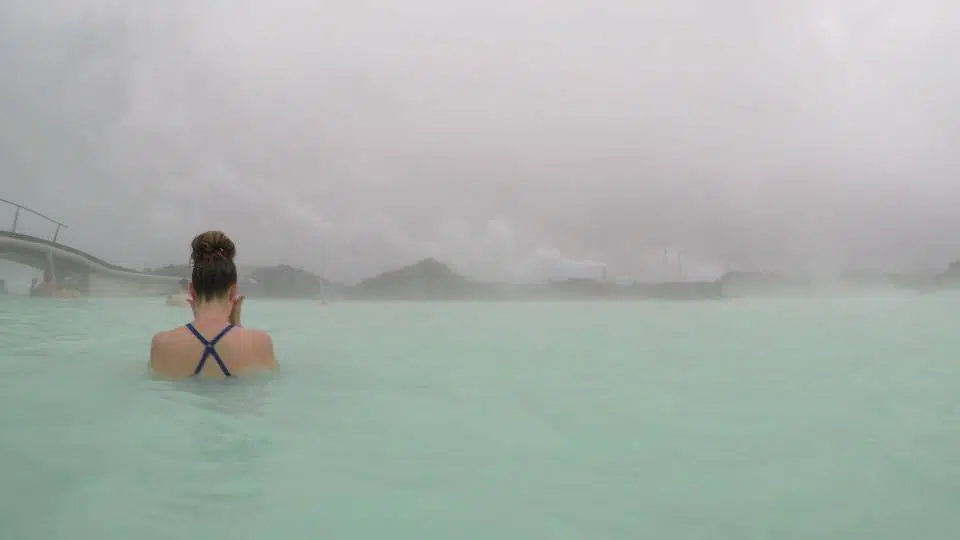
[2,0,960,282]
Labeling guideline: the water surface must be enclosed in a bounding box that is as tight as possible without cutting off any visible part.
[0,294,958,539]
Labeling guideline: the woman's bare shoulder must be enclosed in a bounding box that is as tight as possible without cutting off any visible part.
[234,327,277,367]
[149,327,186,373]
[151,326,186,345]
[233,326,271,340]
[151,328,173,347]
[149,327,194,361]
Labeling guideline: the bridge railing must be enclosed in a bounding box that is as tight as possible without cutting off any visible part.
[0,197,68,243]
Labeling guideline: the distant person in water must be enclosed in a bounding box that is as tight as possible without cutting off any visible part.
[165,278,190,307]
[149,230,277,379]
[30,269,80,298]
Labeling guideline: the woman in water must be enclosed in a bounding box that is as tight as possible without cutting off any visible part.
[165,278,190,307]
[30,269,81,298]
[149,231,277,379]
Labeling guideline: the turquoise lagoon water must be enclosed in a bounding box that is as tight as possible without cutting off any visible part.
[0,293,958,539]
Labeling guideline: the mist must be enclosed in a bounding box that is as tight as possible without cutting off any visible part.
[2,0,959,283]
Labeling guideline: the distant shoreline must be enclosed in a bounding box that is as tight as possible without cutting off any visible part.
[125,258,960,301]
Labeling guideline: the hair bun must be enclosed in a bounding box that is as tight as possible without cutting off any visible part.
[190,230,236,263]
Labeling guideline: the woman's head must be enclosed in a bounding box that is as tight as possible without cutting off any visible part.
[189,230,237,303]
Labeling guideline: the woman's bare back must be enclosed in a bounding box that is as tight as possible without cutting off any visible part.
[150,322,277,380]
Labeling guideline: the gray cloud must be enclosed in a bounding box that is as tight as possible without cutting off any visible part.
[2,0,959,282]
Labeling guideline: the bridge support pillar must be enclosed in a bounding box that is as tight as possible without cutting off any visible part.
[44,250,56,282]
[76,271,91,295]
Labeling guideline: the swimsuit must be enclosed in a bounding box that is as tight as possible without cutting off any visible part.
[185,323,235,377]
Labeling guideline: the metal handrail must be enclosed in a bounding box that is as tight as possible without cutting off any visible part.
[0,197,68,242]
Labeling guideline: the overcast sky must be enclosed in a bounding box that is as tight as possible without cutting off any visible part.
[1,0,959,282]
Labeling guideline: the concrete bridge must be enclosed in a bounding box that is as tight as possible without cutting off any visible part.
[0,198,182,297]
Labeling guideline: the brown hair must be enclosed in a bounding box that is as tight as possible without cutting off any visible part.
[190,230,237,302]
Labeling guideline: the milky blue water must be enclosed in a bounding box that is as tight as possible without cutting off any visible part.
[1,293,958,539]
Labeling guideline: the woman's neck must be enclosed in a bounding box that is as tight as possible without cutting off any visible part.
[193,299,232,322]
